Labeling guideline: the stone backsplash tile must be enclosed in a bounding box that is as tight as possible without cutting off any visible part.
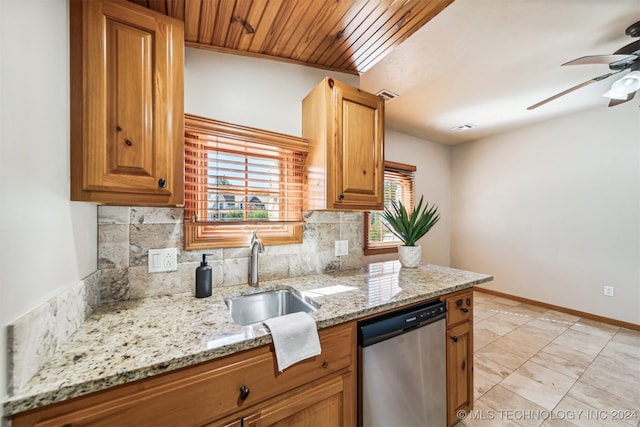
[257,253,291,282]
[131,207,183,224]
[128,266,184,299]
[222,258,249,286]
[316,223,341,251]
[99,268,130,304]
[129,223,182,267]
[179,248,223,263]
[7,271,101,395]
[96,207,368,302]
[98,224,129,270]
[97,206,130,224]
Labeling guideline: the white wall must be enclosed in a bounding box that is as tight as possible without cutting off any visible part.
[0,0,97,399]
[185,48,358,136]
[451,103,640,324]
[367,130,451,267]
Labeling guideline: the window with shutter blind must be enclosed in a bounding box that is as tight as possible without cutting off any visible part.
[184,114,308,249]
[364,161,416,255]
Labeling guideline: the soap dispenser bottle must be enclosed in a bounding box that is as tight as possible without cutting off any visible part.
[195,254,212,298]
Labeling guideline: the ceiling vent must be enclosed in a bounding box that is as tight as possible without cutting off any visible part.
[376,89,400,102]
[450,123,476,132]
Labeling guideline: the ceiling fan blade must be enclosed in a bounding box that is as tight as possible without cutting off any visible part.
[562,54,636,66]
[527,71,623,110]
[614,40,640,55]
[608,90,636,107]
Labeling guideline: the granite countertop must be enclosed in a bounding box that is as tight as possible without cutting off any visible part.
[4,261,492,416]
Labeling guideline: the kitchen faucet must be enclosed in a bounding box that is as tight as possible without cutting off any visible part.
[249,229,265,286]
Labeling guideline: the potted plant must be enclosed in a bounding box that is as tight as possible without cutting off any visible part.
[383,195,440,267]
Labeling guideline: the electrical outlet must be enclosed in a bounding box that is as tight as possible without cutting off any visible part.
[164,248,177,269]
[603,285,614,297]
[148,248,178,273]
[335,240,349,257]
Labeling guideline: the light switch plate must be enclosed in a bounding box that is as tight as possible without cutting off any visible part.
[148,248,178,273]
[335,240,349,257]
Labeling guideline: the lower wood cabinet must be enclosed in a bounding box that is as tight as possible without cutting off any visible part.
[212,373,351,427]
[445,290,474,427]
[11,322,356,427]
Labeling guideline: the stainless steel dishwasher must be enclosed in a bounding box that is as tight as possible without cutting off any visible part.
[358,300,447,427]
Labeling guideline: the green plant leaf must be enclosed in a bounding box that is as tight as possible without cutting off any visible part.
[382,195,439,246]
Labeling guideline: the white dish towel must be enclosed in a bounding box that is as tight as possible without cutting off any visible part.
[263,312,321,372]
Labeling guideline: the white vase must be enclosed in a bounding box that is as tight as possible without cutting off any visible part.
[398,245,422,268]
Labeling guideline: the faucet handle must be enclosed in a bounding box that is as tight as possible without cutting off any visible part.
[250,229,265,252]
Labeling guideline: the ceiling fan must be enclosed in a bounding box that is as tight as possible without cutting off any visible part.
[528,20,640,110]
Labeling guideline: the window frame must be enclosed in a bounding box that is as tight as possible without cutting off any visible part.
[364,161,416,256]
[183,114,307,250]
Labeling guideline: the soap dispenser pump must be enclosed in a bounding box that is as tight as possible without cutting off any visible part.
[195,254,212,298]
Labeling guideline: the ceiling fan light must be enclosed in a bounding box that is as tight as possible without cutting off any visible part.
[603,70,640,99]
[603,88,630,100]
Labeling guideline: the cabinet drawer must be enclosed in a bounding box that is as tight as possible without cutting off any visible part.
[446,291,473,327]
[15,322,355,427]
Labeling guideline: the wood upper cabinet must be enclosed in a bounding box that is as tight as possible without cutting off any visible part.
[445,290,474,427]
[70,0,184,205]
[302,77,384,210]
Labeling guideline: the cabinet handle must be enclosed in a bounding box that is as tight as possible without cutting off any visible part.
[322,361,329,369]
[158,178,167,188]
[451,336,458,343]
[466,298,471,306]
[460,307,469,313]
[239,385,250,400]
[338,193,344,201]
[461,359,466,370]
[125,139,133,146]
[328,78,334,88]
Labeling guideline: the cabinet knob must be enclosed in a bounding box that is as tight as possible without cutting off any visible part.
[460,307,469,313]
[116,125,122,132]
[461,359,466,370]
[239,385,250,400]
[125,139,133,146]
[451,335,458,343]
[338,193,344,201]
[158,178,167,188]
[328,78,334,88]
[466,298,471,306]
[322,361,329,369]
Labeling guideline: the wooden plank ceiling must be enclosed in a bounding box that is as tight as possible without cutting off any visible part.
[129,0,454,74]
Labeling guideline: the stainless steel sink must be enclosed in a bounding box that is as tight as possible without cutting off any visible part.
[225,289,319,326]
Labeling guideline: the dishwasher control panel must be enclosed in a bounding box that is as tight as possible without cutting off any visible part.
[358,300,446,347]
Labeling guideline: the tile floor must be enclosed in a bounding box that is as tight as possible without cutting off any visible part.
[455,291,640,427]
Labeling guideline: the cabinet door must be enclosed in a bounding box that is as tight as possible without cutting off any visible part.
[446,290,473,327]
[332,80,384,210]
[446,321,473,426]
[243,374,351,427]
[70,0,184,205]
